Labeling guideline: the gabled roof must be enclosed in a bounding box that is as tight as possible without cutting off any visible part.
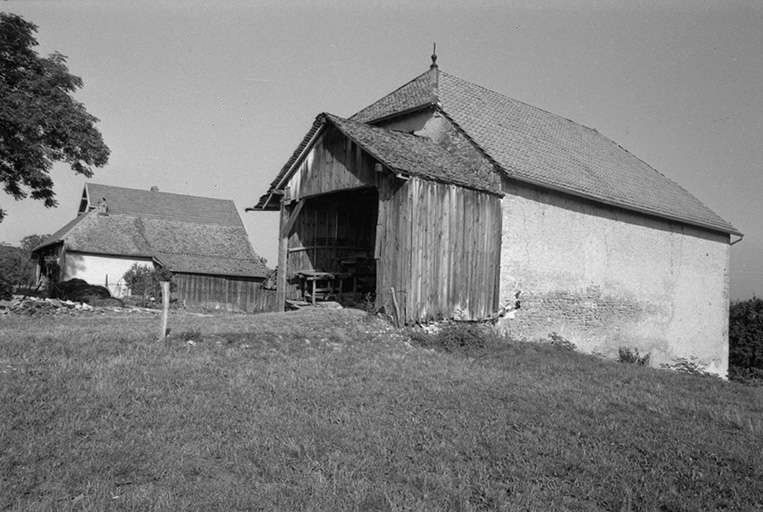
[351,68,740,236]
[83,183,244,226]
[352,67,439,123]
[251,112,499,210]
[36,184,269,278]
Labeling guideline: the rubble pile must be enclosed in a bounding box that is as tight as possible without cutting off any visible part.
[0,296,158,316]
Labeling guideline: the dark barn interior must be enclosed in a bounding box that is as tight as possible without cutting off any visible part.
[285,188,378,304]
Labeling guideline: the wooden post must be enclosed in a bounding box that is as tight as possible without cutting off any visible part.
[276,194,305,312]
[276,201,289,312]
[159,281,170,340]
[390,286,402,328]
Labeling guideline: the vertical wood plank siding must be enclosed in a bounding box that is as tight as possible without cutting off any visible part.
[174,273,275,312]
[290,126,377,201]
[277,126,502,322]
[376,177,501,324]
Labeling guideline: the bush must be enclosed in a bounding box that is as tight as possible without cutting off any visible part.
[123,264,173,299]
[548,332,576,351]
[409,322,503,355]
[729,297,763,383]
[618,347,650,366]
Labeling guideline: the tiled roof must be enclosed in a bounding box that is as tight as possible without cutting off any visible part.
[35,186,269,278]
[352,68,439,123]
[84,183,244,226]
[327,114,499,192]
[252,116,325,210]
[251,112,499,209]
[351,69,739,235]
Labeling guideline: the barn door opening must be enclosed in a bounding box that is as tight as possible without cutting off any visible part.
[284,187,378,307]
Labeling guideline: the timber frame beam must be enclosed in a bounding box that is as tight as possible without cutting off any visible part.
[275,193,305,312]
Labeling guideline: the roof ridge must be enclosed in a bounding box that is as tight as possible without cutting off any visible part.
[439,73,705,198]
[155,250,259,260]
[436,71,739,235]
[439,71,604,134]
[135,213,245,228]
[438,72,701,196]
[350,68,439,121]
[86,183,236,204]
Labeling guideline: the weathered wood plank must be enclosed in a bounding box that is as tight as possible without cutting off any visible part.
[173,273,274,313]
[276,202,289,312]
[288,126,377,200]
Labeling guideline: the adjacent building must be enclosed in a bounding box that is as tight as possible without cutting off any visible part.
[34,183,273,312]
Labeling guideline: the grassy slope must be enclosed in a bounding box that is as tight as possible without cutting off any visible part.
[0,310,761,511]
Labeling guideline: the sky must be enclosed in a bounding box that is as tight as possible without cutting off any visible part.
[0,0,760,300]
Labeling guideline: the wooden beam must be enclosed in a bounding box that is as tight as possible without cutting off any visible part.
[280,199,305,238]
[275,202,289,312]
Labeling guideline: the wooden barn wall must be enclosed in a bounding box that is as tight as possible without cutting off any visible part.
[286,125,377,201]
[285,192,377,299]
[376,177,502,323]
[174,273,275,312]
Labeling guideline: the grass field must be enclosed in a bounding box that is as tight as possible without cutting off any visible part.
[1,309,761,511]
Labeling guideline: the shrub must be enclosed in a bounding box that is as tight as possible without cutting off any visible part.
[618,347,650,366]
[729,297,763,383]
[728,366,763,385]
[409,322,503,355]
[123,264,173,299]
[548,332,576,351]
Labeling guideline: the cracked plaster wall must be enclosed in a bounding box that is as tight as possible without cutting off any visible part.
[497,180,731,376]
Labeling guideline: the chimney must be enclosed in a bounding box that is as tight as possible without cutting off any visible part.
[96,197,109,215]
[150,186,159,192]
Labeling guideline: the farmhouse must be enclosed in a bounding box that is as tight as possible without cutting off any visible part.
[252,57,741,376]
[34,183,272,312]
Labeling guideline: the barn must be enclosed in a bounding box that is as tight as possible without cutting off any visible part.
[34,183,273,312]
[252,59,741,376]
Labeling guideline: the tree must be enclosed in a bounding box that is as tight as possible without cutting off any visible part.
[0,233,50,297]
[122,264,174,299]
[20,233,50,252]
[0,13,109,221]
[729,297,763,382]
[0,243,33,297]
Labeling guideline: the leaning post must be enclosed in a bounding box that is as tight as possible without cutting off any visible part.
[159,280,170,340]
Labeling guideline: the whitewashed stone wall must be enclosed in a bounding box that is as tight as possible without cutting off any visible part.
[497,179,731,377]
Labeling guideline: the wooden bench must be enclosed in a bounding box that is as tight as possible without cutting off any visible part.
[295,271,352,305]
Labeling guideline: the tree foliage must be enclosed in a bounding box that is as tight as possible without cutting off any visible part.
[0,243,33,297]
[0,12,109,221]
[20,233,49,252]
[122,264,173,299]
[729,297,763,382]
[0,233,50,297]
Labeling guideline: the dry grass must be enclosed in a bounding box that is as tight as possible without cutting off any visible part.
[1,309,761,511]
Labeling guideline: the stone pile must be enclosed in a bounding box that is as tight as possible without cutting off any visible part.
[0,296,158,316]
